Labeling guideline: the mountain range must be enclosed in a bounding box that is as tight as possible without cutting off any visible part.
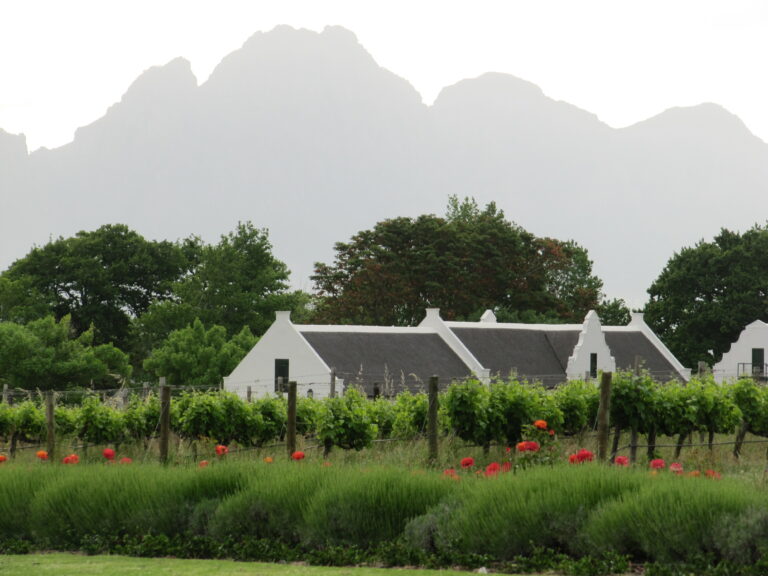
[2,25,767,308]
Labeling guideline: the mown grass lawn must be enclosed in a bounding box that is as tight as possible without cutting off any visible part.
[0,554,475,576]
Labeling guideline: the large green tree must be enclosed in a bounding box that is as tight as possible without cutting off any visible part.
[135,222,310,352]
[311,197,605,325]
[142,319,257,386]
[0,224,192,351]
[645,224,768,368]
[0,315,132,390]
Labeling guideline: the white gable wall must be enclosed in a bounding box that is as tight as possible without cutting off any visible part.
[713,320,768,383]
[566,310,616,380]
[418,308,490,382]
[224,311,332,399]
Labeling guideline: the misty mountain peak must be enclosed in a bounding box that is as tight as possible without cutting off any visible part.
[0,128,27,161]
[623,102,761,144]
[119,57,198,106]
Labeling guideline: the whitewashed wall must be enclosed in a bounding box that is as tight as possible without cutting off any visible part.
[713,320,768,382]
[566,310,616,380]
[224,311,332,399]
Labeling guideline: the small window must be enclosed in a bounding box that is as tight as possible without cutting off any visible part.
[590,353,598,379]
[753,348,765,376]
[275,359,289,392]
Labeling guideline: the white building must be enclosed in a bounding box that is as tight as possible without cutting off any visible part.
[224,308,691,399]
[713,320,768,382]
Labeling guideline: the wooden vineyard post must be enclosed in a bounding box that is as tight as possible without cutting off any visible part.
[286,381,297,458]
[597,372,612,462]
[159,380,171,464]
[45,390,56,460]
[427,375,439,465]
[246,386,252,403]
[330,369,336,398]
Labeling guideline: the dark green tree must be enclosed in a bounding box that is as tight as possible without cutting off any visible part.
[311,197,604,325]
[645,224,768,368]
[135,222,310,350]
[0,315,132,390]
[1,224,192,351]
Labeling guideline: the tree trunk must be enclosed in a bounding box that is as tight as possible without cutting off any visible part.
[610,425,621,463]
[674,432,688,459]
[733,422,749,458]
[646,425,657,461]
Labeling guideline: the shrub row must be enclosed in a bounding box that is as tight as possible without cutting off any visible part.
[1,461,768,573]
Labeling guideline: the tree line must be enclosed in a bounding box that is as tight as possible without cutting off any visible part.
[1,196,767,391]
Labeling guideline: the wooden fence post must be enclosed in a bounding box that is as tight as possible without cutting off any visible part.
[246,386,252,403]
[2,384,8,404]
[597,372,612,462]
[330,369,336,398]
[45,390,56,460]
[427,376,439,465]
[286,381,297,457]
[159,379,171,465]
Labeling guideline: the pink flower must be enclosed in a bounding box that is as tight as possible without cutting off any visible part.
[485,462,501,477]
[614,456,630,466]
[501,461,512,472]
[669,462,683,474]
[443,468,458,477]
[199,460,209,468]
[650,459,666,470]
[119,457,132,464]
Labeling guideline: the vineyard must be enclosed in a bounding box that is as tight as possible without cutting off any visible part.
[0,372,765,463]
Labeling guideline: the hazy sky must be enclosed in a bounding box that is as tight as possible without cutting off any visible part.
[1,0,767,152]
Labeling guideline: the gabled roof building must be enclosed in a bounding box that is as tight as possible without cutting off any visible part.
[224,308,691,399]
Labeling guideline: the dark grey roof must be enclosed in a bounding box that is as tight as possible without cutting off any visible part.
[450,327,580,387]
[300,331,474,394]
[604,332,683,381]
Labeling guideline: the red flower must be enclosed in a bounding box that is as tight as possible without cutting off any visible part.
[460,457,475,469]
[669,462,683,475]
[0,454,7,463]
[705,469,721,480]
[62,454,79,464]
[103,448,116,460]
[569,449,594,464]
[291,451,305,461]
[443,468,458,477]
[517,441,540,453]
[614,456,630,467]
[36,450,49,460]
[549,429,555,436]
[215,444,229,456]
[533,420,548,430]
[119,457,132,464]
[502,461,512,472]
[505,446,511,453]
[650,458,666,470]
[485,462,501,476]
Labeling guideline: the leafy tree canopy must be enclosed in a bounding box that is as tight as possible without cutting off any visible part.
[142,318,257,386]
[0,315,132,390]
[134,222,311,352]
[644,224,768,368]
[1,224,193,351]
[311,197,605,325]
